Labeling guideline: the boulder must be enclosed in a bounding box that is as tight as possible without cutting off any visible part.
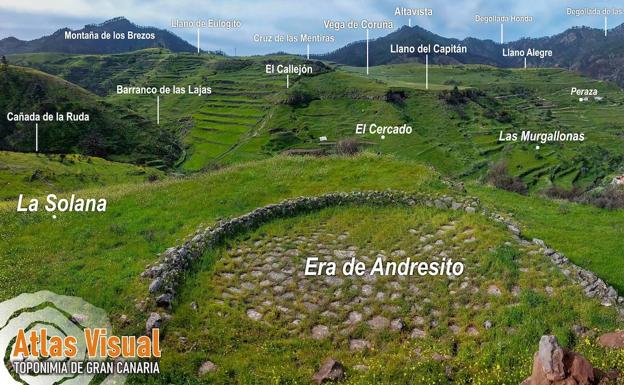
[522,335,600,385]
[597,331,624,349]
[156,293,173,308]
[487,284,502,296]
[349,339,371,352]
[312,358,345,384]
[145,312,161,336]
[148,277,163,293]
[198,360,217,375]
[311,325,330,340]
[367,316,389,330]
[246,309,263,321]
[390,318,404,331]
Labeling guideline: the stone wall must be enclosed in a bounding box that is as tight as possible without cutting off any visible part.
[141,189,623,326]
[141,191,479,308]
[488,212,624,314]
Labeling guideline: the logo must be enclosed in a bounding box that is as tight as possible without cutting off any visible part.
[0,291,127,385]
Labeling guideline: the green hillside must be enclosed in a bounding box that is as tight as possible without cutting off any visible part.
[0,65,181,167]
[272,64,624,190]
[9,51,624,190]
[3,7,624,385]
[8,51,330,171]
[0,151,163,200]
[0,155,623,384]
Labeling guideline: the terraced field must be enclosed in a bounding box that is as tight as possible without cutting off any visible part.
[274,64,624,190]
[182,64,286,170]
[11,51,624,187]
[8,51,325,171]
[102,54,288,171]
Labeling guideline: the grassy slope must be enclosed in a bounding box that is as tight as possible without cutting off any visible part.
[470,183,624,292]
[4,53,623,291]
[13,51,624,185]
[154,206,623,385]
[0,153,622,383]
[0,65,180,167]
[8,51,324,171]
[275,64,624,190]
[0,155,445,315]
[0,151,163,200]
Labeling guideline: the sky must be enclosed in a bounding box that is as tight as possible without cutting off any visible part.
[1,0,624,55]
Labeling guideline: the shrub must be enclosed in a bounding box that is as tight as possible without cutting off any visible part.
[542,184,624,210]
[335,138,361,156]
[496,111,513,123]
[542,185,584,201]
[583,186,624,209]
[285,89,315,106]
[486,160,528,195]
[385,90,406,105]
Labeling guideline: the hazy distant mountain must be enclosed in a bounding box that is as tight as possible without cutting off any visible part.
[315,24,624,87]
[0,17,196,55]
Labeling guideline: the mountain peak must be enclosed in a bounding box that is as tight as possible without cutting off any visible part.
[86,16,134,29]
[0,17,196,55]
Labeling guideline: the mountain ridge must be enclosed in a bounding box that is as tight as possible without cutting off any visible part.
[0,17,196,55]
[315,23,624,87]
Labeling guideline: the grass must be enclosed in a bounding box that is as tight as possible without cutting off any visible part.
[0,152,622,383]
[8,51,321,171]
[279,64,624,191]
[3,51,624,383]
[138,205,622,384]
[0,65,180,167]
[0,154,444,315]
[0,151,163,200]
[470,183,624,292]
[11,52,624,187]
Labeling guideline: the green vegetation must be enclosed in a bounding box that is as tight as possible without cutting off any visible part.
[0,65,181,167]
[148,206,622,384]
[0,152,621,383]
[0,151,163,200]
[8,51,330,171]
[3,47,624,384]
[10,51,624,189]
[470,183,624,292]
[0,155,443,311]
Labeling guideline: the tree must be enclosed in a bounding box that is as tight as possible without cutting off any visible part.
[1,55,7,72]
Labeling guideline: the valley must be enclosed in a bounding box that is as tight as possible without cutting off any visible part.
[2,7,624,385]
[7,49,624,192]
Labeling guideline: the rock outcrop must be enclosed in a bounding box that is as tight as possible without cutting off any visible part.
[597,331,624,349]
[312,358,345,384]
[145,312,161,336]
[198,361,218,375]
[521,335,616,385]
